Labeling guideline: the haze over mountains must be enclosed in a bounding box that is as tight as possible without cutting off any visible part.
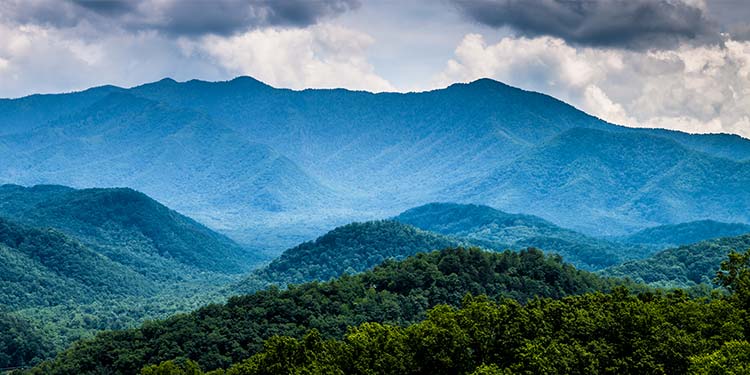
[2,77,749,252]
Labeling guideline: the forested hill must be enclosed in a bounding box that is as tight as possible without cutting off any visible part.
[0,184,265,368]
[0,184,261,275]
[613,220,750,248]
[601,234,750,288]
[394,203,652,269]
[234,221,464,292]
[30,247,626,374]
[0,217,152,309]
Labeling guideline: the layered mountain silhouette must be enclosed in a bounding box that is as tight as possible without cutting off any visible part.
[236,202,667,296]
[394,202,652,269]
[611,220,750,249]
[2,77,749,250]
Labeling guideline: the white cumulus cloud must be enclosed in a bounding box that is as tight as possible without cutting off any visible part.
[434,33,750,138]
[197,25,394,92]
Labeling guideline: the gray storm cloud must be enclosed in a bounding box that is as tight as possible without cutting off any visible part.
[2,0,361,36]
[451,0,719,50]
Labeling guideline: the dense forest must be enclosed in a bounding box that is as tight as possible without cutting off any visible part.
[24,246,750,375]
[27,247,628,374]
[0,310,52,369]
[153,291,746,375]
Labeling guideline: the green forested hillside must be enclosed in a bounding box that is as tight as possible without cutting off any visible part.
[614,220,750,248]
[202,292,744,375]
[601,234,750,288]
[30,247,624,374]
[395,203,651,269]
[0,185,265,368]
[0,184,261,275]
[0,218,152,309]
[0,310,53,369]
[242,221,463,289]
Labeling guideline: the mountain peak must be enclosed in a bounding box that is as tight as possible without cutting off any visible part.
[229,75,270,87]
[156,77,178,85]
[444,78,514,92]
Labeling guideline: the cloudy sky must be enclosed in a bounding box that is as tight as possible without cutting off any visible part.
[1,0,750,137]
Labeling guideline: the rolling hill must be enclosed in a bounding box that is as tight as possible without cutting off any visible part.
[0,184,261,276]
[601,234,750,288]
[2,77,750,250]
[234,220,464,293]
[394,203,652,269]
[0,217,152,309]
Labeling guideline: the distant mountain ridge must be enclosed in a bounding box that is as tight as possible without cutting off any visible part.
[2,77,750,250]
[601,234,750,288]
[613,220,750,249]
[394,202,652,269]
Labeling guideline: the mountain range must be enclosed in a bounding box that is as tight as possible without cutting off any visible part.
[2,77,750,251]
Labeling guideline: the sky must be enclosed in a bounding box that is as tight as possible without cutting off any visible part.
[1,0,750,138]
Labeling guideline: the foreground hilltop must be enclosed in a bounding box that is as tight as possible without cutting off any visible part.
[31,247,624,374]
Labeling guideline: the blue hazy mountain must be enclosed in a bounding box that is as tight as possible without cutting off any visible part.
[1,77,749,252]
[611,220,750,249]
[0,84,123,136]
[394,202,652,269]
[461,127,750,234]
